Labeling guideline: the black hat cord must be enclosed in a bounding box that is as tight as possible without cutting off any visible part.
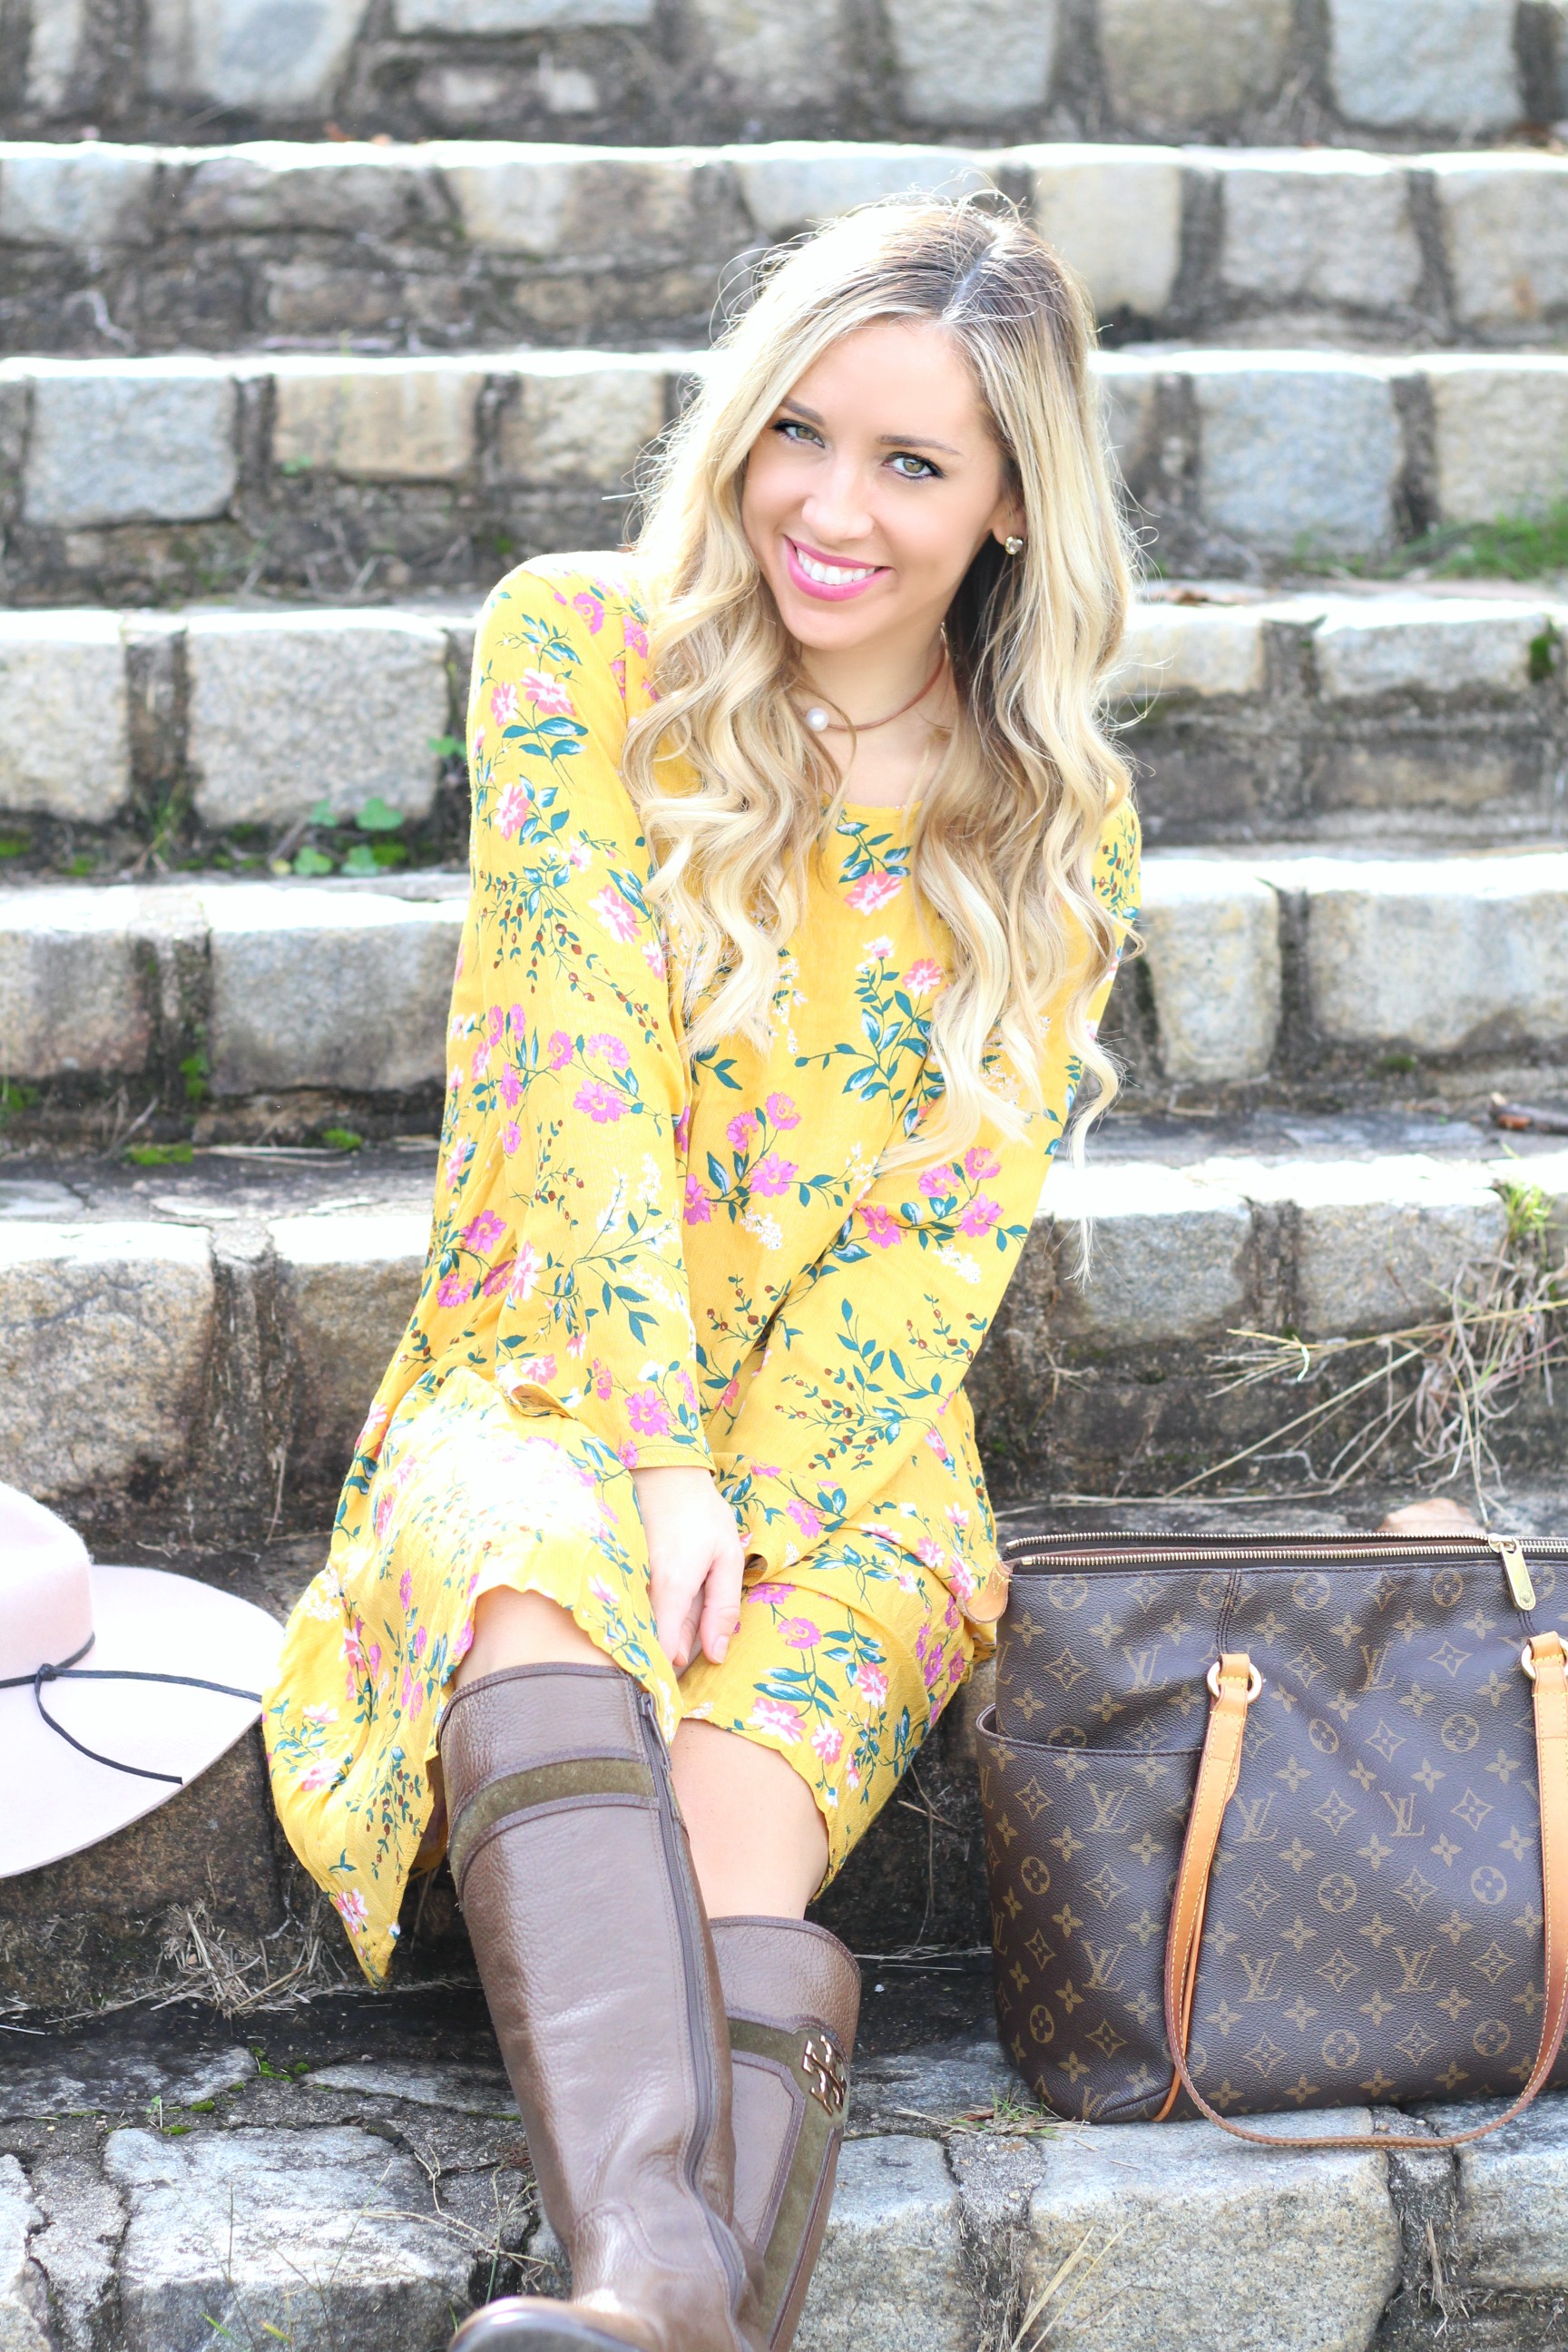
[0,1636,263,1786]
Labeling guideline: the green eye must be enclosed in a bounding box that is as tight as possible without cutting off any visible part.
[890,453,939,480]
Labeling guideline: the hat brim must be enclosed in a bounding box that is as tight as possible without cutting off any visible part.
[0,1564,283,1878]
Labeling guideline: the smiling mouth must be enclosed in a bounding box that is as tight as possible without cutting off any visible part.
[785,537,886,593]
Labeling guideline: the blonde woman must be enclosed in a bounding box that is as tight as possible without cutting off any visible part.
[265,199,1140,2352]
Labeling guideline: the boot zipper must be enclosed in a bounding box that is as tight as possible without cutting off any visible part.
[638,1688,747,2311]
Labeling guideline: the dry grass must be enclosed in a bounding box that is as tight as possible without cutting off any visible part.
[1165,1179,1568,1513]
[152,1899,357,2017]
[1004,2224,1130,2352]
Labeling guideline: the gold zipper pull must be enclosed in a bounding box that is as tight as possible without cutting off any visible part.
[1488,1534,1537,1612]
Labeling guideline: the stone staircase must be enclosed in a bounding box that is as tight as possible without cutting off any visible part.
[5,6,1568,2348]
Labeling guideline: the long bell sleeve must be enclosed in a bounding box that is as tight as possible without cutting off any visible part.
[714,805,1141,1568]
[447,559,713,1471]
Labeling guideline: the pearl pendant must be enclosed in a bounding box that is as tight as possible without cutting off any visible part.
[805,705,831,732]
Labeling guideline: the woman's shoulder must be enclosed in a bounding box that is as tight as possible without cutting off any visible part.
[481,551,652,642]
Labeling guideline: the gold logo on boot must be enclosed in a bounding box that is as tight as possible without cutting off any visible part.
[802,2035,847,2114]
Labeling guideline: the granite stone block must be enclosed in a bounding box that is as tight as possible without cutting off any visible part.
[1310,599,1548,700]
[1244,1156,1507,1336]
[1024,144,1183,318]
[0,887,172,1082]
[1217,154,1422,313]
[1190,357,1400,555]
[176,144,444,236]
[0,2155,47,2352]
[730,142,995,237]
[953,2112,1398,2352]
[0,1222,214,1501]
[1099,0,1291,132]
[688,0,847,109]
[1288,851,1568,1057]
[18,360,238,529]
[1113,603,1268,700]
[1040,1161,1254,1347]
[1427,357,1568,524]
[272,1211,429,1471]
[1427,2094,1568,2290]
[1139,860,1282,1083]
[1327,0,1522,133]
[1431,156,1568,335]
[495,357,665,485]
[395,0,648,23]
[24,0,86,114]
[0,143,158,246]
[794,2136,974,2352]
[884,0,1058,125]
[204,891,463,1093]
[0,610,129,822]
[270,358,483,481]
[185,610,450,828]
[144,0,368,113]
[104,2126,473,2352]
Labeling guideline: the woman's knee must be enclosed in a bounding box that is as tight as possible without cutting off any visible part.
[456,1585,606,1685]
[671,1720,829,1919]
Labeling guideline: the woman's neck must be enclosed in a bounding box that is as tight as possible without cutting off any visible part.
[796,624,945,728]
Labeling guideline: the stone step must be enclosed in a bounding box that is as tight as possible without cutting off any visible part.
[4,1998,1566,2352]
[1,588,1563,851]
[4,135,1567,357]
[11,844,1568,1132]
[6,1116,1568,1540]
[0,344,1566,601]
[14,0,1565,152]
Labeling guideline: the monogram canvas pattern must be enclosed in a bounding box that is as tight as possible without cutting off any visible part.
[981,1545,1567,2123]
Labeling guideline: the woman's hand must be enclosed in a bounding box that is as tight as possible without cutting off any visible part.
[632,1465,746,1673]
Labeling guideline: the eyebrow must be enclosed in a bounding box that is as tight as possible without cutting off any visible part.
[777,397,964,458]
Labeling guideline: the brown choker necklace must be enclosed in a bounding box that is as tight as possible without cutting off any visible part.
[801,642,947,736]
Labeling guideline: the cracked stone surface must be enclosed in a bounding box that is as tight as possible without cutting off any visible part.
[103,2125,484,2352]
[0,2155,49,2352]
[25,2158,123,2352]
[0,1993,1564,2352]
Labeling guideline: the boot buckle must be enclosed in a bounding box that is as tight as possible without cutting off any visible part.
[801,2034,847,2114]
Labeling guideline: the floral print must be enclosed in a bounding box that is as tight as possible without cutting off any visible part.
[265,554,1140,1985]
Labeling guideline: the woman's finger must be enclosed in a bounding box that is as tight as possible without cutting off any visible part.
[650,1561,702,1672]
[698,1541,745,1666]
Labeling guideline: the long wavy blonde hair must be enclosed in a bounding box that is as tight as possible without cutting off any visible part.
[622,195,1135,1169]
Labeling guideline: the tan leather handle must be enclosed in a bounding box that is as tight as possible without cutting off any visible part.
[1160,1630,1568,2151]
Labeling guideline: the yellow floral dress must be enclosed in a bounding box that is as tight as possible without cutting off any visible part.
[265,554,1140,1985]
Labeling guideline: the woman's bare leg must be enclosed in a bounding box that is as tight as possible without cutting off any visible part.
[672,1720,829,1920]
[455,1585,604,1682]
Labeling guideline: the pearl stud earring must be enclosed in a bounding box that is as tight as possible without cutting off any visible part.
[1003,535,1024,555]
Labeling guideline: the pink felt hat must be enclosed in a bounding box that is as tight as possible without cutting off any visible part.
[0,1482,284,1878]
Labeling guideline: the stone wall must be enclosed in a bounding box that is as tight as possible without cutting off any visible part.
[4,142,1568,359]
[4,0,1566,146]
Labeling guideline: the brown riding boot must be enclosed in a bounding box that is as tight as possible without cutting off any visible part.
[711,1917,861,2352]
[440,1663,764,2352]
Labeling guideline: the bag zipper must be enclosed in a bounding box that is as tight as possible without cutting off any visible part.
[1003,1531,1550,1612]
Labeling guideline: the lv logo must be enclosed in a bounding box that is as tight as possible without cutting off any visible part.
[1234,1792,1279,1844]
[1240,1951,1283,2003]
[1393,1945,1440,1994]
[1120,1643,1163,1691]
[1381,1790,1426,1838]
[1081,1940,1126,1992]
[1357,1644,1397,1692]
[1085,1784,1132,1835]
